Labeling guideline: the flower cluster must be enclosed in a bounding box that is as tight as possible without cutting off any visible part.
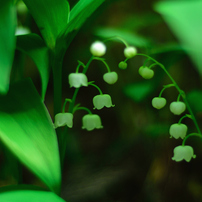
[150,87,195,162]
[137,56,199,162]
[54,40,137,131]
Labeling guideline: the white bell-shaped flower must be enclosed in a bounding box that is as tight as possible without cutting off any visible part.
[68,73,88,88]
[93,94,115,110]
[103,72,118,84]
[82,114,103,131]
[54,113,73,128]
[172,145,196,162]
[124,46,137,58]
[152,97,167,109]
[170,101,186,115]
[90,41,106,57]
[169,123,187,139]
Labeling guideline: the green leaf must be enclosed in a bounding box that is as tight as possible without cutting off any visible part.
[124,81,155,102]
[187,90,202,113]
[154,1,202,75]
[22,0,70,49]
[0,79,61,194]
[16,34,49,100]
[56,0,105,51]
[0,1,16,94]
[94,27,150,48]
[0,185,66,202]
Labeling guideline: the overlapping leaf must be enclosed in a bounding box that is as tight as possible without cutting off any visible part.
[16,34,49,100]
[0,79,61,194]
[154,1,202,75]
[0,1,16,94]
[0,185,65,202]
[22,0,70,49]
[94,27,150,48]
[56,0,105,51]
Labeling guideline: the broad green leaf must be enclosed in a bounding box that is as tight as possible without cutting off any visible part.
[124,81,155,102]
[150,43,185,55]
[154,1,202,75]
[94,27,150,48]
[56,0,105,51]
[187,90,202,113]
[0,79,61,194]
[0,1,16,94]
[69,0,104,22]
[0,185,66,202]
[22,0,70,49]
[16,34,49,100]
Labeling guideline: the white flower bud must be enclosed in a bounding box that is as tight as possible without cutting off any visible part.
[170,101,186,115]
[138,66,154,79]
[103,72,118,84]
[124,46,137,58]
[152,97,167,109]
[90,41,106,57]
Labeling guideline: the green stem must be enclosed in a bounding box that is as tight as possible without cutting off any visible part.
[59,56,94,167]
[159,84,175,97]
[178,114,190,124]
[74,106,92,114]
[148,63,158,69]
[103,36,129,47]
[177,93,182,102]
[62,99,72,113]
[136,53,202,136]
[182,133,202,146]
[88,83,103,94]
[93,57,111,72]
[68,56,94,112]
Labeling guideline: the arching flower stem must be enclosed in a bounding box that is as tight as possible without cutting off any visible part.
[159,84,175,97]
[62,99,72,113]
[136,53,202,137]
[93,57,111,72]
[182,133,202,146]
[73,106,92,114]
[103,36,129,47]
[88,82,103,95]
[178,114,192,124]
[75,60,86,73]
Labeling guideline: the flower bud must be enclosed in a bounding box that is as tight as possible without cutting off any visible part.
[138,66,154,79]
[90,41,106,57]
[170,101,186,115]
[82,114,103,131]
[103,72,118,84]
[93,94,115,110]
[124,46,137,58]
[169,123,187,139]
[152,97,166,109]
[172,145,196,162]
[54,113,73,128]
[68,73,88,88]
[118,61,127,69]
